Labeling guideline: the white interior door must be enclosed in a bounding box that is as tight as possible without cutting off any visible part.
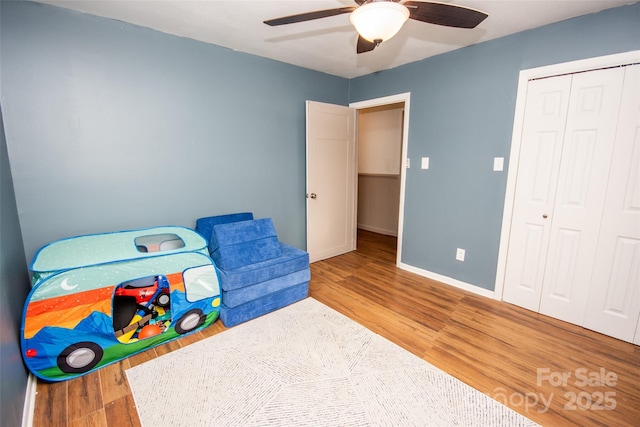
[306,100,356,262]
[582,64,640,342]
[538,67,626,325]
[502,75,572,311]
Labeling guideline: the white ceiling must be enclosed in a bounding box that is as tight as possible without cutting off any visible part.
[34,0,635,78]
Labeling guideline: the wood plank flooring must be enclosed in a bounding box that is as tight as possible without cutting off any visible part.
[31,230,639,427]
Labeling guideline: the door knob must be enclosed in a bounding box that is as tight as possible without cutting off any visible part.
[309,193,317,199]
[542,214,548,219]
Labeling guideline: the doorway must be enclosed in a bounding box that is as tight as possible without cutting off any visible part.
[356,103,404,240]
[306,93,410,264]
[356,103,404,236]
[350,93,411,265]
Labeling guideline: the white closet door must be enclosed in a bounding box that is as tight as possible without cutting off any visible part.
[582,65,640,342]
[502,75,572,311]
[538,67,626,325]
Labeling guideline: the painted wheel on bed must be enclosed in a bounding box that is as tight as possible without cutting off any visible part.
[175,309,205,334]
[155,292,170,308]
[57,341,104,374]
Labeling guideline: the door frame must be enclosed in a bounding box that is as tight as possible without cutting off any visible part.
[494,50,640,301]
[350,92,411,265]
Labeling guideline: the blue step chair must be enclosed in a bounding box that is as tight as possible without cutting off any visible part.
[195,213,310,327]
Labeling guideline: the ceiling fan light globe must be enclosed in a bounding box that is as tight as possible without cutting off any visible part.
[350,2,410,43]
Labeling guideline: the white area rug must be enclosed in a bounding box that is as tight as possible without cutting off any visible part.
[126,298,538,426]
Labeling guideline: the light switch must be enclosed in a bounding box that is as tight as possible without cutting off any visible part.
[421,157,429,170]
[493,157,504,171]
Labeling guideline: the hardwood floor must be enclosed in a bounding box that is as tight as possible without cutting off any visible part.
[31,230,639,427]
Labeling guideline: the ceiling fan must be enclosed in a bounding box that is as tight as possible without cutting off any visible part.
[264,0,488,54]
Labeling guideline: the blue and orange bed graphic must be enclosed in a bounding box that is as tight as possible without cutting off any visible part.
[21,227,221,382]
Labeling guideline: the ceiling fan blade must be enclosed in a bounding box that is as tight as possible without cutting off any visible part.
[357,36,377,54]
[264,7,356,26]
[403,1,488,29]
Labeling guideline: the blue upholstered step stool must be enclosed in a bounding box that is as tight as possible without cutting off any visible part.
[196,213,310,327]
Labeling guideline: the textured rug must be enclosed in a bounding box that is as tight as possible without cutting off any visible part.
[126,298,538,426]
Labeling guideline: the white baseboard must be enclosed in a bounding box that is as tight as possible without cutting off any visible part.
[357,224,397,237]
[397,262,496,299]
[22,374,37,427]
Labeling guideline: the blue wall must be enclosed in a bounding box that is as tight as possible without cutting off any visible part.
[0,102,30,427]
[350,3,640,291]
[0,1,349,264]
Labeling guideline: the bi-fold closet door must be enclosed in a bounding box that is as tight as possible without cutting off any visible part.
[503,64,640,344]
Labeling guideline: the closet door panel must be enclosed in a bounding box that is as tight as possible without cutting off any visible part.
[540,67,626,325]
[583,64,640,342]
[502,76,571,311]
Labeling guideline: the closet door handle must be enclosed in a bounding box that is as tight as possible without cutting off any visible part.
[542,214,548,219]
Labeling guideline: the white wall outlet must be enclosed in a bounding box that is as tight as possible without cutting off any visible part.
[456,248,466,261]
[406,158,410,168]
[493,157,504,171]
[421,157,429,169]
